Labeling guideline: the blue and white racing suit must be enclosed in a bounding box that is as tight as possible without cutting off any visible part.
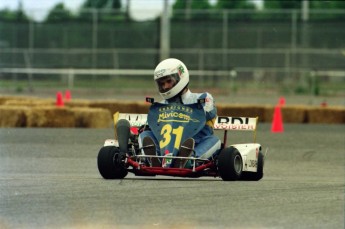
[139,89,221,159]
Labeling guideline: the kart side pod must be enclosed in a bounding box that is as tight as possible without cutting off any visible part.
[214,116,264,181]
[231,143,262,173]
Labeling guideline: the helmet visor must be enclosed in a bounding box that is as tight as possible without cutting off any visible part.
[155,73,180,93]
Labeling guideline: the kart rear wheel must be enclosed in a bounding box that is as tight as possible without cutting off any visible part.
[97,146,128,179]
[241,151,264,181]
[217,146,243,181]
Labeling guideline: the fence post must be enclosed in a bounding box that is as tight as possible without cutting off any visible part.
[160,0,170,60]
[198,50,204,88]
[310,69,318,96]
[68,68,74,89]
[230,68,237,93]
[92,9,98,81]
[24,50,34,92]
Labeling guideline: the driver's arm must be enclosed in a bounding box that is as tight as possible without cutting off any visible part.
[200,93,217,128]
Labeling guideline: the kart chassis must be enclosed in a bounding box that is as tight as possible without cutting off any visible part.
[98,100,264,181]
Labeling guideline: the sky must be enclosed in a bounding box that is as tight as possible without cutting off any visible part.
[0,0,262,21]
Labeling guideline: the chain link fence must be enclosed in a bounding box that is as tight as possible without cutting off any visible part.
[0,9,344,96]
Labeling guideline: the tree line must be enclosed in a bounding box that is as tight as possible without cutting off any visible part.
[0,0,344,23]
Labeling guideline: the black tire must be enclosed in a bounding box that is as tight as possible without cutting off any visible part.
[97,146,128,179]
[241,151,264,181]
[116,119,130,155]
[217,146,243,181]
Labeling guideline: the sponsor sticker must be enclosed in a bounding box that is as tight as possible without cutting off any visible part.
[162,150,172,168]
[214,116,257,130]
[178,65,184,76]
[118,114,147,127]
[157,105,198,123]
[155,69,166,77]
[249,160,257,168]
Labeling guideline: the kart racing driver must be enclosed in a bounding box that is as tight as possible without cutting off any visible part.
[138,58,221,167]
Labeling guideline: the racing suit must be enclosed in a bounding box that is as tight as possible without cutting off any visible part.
[139,89,221,159]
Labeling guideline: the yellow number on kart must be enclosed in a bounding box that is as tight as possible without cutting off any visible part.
[172,126,183,149]
[159,124,184,150]
[160,124,172,149]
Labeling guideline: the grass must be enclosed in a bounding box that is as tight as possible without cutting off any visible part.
[0,76,344,97]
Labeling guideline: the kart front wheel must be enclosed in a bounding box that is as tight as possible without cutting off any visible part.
[217,146,243,181]
[97,146,128,179]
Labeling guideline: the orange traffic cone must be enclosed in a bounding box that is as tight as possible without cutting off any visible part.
[278,96,286,106]
[271,105,283,133]
[321,101,327,107]
[65,90,71,101]
[56,91,64,107]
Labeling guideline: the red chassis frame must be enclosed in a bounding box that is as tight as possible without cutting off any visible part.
[125,156,219,178]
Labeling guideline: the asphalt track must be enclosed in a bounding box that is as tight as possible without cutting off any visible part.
[0,124,344,229]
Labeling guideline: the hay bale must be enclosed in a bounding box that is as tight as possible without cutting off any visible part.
[65,99,91,108]
[137,102,150,114]
[0,97,8,105]
[262,105,274,123]
[120,101,150,113]
[89,101,123,115]
[72,107,112,128]
[121,102,134,113]
[0,106,28,127]
[89,100,150,114]
[283,106,309,123]
[0,96,29,105]
[307,106,345,124]
[4,98,55,107]
[264,105,308,123]
[26,106,75,127]
[217,104,266,122]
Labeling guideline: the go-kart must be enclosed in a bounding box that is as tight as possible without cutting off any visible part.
[97,98,264,181]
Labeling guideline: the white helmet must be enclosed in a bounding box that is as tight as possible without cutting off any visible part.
[153,58,189,100]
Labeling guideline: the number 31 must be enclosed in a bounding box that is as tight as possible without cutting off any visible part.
[159,124,184,149]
